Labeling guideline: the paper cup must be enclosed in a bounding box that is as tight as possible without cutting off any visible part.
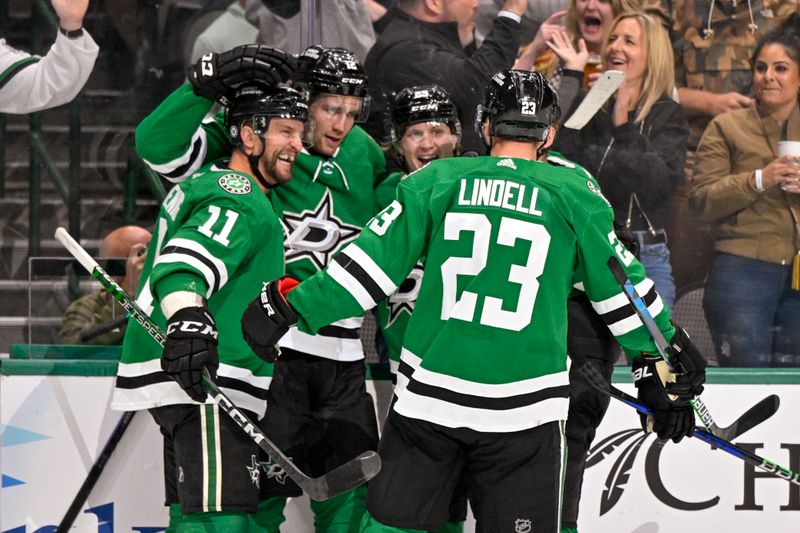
[778,141,800,191]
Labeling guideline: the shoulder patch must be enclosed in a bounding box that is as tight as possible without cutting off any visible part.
[586,180,612,208]
[218,173,251,195]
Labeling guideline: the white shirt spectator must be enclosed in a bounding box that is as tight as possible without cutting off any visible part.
[0,26,98,113]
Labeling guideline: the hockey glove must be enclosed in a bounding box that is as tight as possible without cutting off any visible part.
[632,354,695,442]
[241,277,300,363]
[664,322,707,399]
[162,306,219,403]
[187,45,297,105]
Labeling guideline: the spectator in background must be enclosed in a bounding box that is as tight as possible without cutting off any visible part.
[656,0,799,293]
[514,0,640,86]
[363,0,529,154]
[475,0,567,43]
[689,21,800,368]
[552,11,688,308]
[189,0,258,63]
[59,225,151,345]
[0,0,98,114]
[245,0,376,61]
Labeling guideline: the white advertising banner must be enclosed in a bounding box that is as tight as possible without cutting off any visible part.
[2,375,798,532]
[578,383,800,532]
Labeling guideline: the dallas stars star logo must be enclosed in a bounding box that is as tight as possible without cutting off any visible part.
[282,190,360,270]
[246,455,261,488]
[385,263,424,327]
[260,457,289,485]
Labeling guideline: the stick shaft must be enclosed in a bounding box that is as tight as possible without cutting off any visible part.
[578,363,800,487]
[606,257,719,434]
[56,412,136,533]
[54,228,329,497]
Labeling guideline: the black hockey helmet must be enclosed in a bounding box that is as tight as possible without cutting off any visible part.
[225,83,309,146]
[476,69,561,146]
[389,85,461,142]
[292,45,369,98]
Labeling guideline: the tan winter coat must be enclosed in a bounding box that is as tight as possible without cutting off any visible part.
[690,105,800,265]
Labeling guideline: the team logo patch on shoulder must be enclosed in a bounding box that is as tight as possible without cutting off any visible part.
[586,180,611,207]
[497,158,517,170]
[218,174,251,195]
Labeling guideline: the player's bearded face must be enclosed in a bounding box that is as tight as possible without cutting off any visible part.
[260,118,304,186]
[308,95,365,156]
[398,122,458,172]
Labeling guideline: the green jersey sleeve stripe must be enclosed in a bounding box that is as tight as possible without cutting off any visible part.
[593,281,664,336]
[0,56,40,90]
[341,244,398,295]
[144,127,207,180]
[329,260,377,310]
[156,237,228,296]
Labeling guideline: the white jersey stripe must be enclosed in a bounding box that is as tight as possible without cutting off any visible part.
[394,392,569,432]
[590,278,654,315]
[117,360,270,389]
[166,237,229,289]
[411,365,569,398]
[397,348,568,397]
[279,326,365,361]
[156,253,215,298]
[606,295,665,336]
[144,127,207,182]
[329,260,376,310]
[110,380,270,418]
[342,244,397,296]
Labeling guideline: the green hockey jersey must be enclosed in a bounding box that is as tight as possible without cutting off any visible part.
[286,155,675,433]
[135,84,386,362]
[111,163,285,417]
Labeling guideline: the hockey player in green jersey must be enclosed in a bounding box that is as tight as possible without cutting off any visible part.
[112,82,308,531]
[374,84,462,375]
[241,70,707,532]
[373,85,466,533]
[135,44,385,531]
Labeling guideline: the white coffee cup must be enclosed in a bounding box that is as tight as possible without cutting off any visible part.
[778,141,800,190]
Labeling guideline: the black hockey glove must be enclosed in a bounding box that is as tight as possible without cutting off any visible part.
[187,45,297,105]
[162,307,219,403]
[664,322,707,399]
[632,354,695,443]
[241,277,300,363]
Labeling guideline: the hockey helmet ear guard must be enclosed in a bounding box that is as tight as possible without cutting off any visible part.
[476,70,561,149]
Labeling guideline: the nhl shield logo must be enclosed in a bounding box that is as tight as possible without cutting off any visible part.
[219,173,251,195]
[514,518,532,533]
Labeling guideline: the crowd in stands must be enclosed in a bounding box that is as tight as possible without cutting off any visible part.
[4,1,798,531]
[5,1,800,364]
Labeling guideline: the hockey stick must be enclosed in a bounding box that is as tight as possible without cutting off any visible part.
[54,227,381,501]
[607,256,746,440]
[56,411,135,533]
[577,362,800,486]
[563,70,624,130]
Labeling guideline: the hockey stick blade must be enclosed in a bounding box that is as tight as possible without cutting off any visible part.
[714,394,780,441]
[577,363,800,487]
[607,258,779,441]
[563,70,624,129]
[55,227,381,500]
[202,370,381,500]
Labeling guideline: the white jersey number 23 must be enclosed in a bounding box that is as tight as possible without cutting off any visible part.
[440,212,551,332]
